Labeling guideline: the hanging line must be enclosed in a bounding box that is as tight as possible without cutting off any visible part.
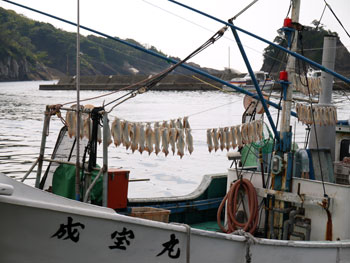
[324,0,350,39]
[315,4,327,31]
[105,25,228,112]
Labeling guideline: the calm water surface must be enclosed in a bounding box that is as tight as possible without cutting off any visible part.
[0,81,349,197]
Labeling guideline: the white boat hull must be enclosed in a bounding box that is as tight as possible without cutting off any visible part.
[0,173,349,263]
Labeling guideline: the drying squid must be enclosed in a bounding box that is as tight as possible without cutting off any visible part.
[247,122,254,144]
[162,127,170,156]
[183,116,191,129]
[154,126,161,155]
[177,128,185,158]
[256,120,263,141]
[219,127,226,151]
[105,117,113,146]
[306,106,313,125]
[83,117,92,140]
[145,124,154,155]
[235,125,243,147]
[185,128,194,154]
[111,117,123,147]
[251,121,259,143]
[82,104,94,140]
[241,123,249,145]
[130,123,140,153]
[207,129,213,153]
[170,119,176,129]
[97,124,102,144]
[138,124,146,154]
[66,105,77,138]
[224,127,231,151]
[169,128,177,155]
[212,128,219,152]
[162,121,170,130]
[332,107,338,125]
[230,126,237,149]
[122,121,131,149]
[176,118,183,129]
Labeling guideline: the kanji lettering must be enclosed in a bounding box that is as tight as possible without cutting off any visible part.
[109,227,135,250]
[157,233,180,259]
[51,216,85,243]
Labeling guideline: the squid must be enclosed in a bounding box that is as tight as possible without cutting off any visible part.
[247,122,254,144]
[183,116,191,129]
[105,117,113,146]
[241,123,249,145]
[212,128,219,152]
[177,128,185,158]
[176,118,183,129]
[169,128,178,155]
[122,120,131,149]
[185,128,194,154]
[224,127,231,151]
[219,127,226,151]
[207,129,213,153]
[154,126,161,155]
[130,123,140,153]
[230,126,237,149]
[161,127,170,156]
[145,124,154,155]
[66,105,77,138]
[111,117,123,147]
[235,125,243,147]
[138,124,146,154]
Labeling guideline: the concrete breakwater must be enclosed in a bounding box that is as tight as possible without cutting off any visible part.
[39,74,230,91]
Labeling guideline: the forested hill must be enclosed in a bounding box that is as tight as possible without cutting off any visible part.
[0,7,221,81]
[261,20,350,77]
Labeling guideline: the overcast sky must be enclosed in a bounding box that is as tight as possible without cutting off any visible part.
[1,0,349,72]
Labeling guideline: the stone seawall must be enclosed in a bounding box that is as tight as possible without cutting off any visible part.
[39,74,231,91]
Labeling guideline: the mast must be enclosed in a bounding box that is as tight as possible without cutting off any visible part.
[75,0,81,200]
[280,0,300,137]
[308,35,337,159]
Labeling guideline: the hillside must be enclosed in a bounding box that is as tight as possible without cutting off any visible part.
[0,7,223,81]
[261,21,350,77]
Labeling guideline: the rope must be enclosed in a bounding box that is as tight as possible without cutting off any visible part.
[324,0,350,39]
[233,229,258,263]
[315,4,327,31]
[103,26,228,111]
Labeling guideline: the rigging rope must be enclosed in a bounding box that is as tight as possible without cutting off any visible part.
[104,25,228,111]
[324,0,350,39]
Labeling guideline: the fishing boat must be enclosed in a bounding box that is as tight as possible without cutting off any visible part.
[224,71,275,91]
[1,0,350,262]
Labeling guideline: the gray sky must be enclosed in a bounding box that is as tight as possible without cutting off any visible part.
[1,0,350,72]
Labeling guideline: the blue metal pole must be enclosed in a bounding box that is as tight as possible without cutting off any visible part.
[2,0,296,117]
[228,20,280,142]
[167,0,350,84]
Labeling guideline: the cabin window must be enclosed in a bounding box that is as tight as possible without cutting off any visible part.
[340,139,350,161]
[256,73,264,80]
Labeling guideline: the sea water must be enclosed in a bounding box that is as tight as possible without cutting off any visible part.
[0,80,349,197]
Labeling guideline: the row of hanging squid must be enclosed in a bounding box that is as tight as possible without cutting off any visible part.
[111,117,193,158]
[293,75,321,96]
[207,120,263,153]
[65,105,104,142]
[65,107,193,158]
[295,103,337,126]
